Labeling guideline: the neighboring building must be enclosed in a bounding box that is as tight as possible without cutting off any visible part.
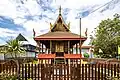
[34,7,87,64]
[16,34,37,58]
[73,45,92,53]
[0,53,4,60]
[81,46,91,54]
[0,45,7,60]
[2,34,38,59]
[73,45,94,58]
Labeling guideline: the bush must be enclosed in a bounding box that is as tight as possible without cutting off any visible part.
[0,72,17,80]
[83,52,89,58]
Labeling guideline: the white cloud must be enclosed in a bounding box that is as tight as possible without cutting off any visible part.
[0,0,120,46]
[21,0,41,16]
[53,0,111,9]
[0,28,16,37]
[0,27,25,41]
[0,0,17,18]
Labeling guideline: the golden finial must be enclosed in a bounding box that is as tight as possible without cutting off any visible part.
[50,22,53,30]
[68,22,70,30]
[59,6,61,15]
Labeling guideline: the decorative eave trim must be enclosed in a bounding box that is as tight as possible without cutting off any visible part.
[34,37,87,40]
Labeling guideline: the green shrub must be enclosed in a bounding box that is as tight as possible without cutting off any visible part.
[0,72,17,80]
[83,52,89,58]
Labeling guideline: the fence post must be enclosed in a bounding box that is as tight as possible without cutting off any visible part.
[35,64,36,79]
[31,64,33,79]
[25,64,27,80]
[85,64,87,80]
[18,64,21,80]
[38,64,40,80]
[117,64,119,79]
[111,64,113,78]
[98,64,100,80]
[88,64,90,80]
[41,64,44,80]
[95,64,97,80]
[67,64,69,80]
[92,64,94,79]
[82,64,84,80]
[53,64,54,80]
[64,64,66,80]
[104,64,106,80]
[22,64,24,80]
[28,64,30,79]
[68,59,71,80]
[114,64,116,77]
[101,64,103,80]
[77,64,81,79]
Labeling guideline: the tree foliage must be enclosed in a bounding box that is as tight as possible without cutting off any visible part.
[91,14,120,58]
[0,39,25,59]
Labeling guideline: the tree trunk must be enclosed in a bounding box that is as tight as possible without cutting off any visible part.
[10,59,20,79]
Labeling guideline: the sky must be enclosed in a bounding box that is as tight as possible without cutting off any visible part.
[0,0,120,45]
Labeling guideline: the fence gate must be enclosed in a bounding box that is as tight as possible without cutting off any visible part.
[41,64,81,80]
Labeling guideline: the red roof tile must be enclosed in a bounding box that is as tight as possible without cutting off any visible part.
[38,54,55,59]
[38,54,82,59]
[64,54,82,59]
[34,32,87,40]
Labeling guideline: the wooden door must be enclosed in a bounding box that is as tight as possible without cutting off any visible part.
[55,43,64,52]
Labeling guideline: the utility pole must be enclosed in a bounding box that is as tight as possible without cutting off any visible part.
[80,18,82,56]
[79,18,82,76]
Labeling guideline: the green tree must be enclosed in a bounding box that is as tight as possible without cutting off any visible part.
[91,14,120,58]
[0,39,25,78]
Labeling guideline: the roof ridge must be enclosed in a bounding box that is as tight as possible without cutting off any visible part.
[50,7,70,32]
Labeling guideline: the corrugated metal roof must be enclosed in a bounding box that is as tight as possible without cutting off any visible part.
[16,34,37,46]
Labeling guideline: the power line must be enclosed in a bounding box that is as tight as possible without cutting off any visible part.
[89,0,114,15]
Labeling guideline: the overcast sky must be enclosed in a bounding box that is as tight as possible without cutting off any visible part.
[0,0,120,45]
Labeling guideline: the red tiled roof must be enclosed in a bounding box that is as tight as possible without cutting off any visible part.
[38,54,82,59]
[34,32,87,40]
[64,54,82,59]
[38,54,55,59]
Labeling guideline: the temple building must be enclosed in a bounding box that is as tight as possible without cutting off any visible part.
[34,7,87,64]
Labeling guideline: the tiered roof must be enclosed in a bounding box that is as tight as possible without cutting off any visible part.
[34,7,87,41]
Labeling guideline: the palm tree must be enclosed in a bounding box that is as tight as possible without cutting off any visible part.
[5,39,25,58]
[0,39,25,78]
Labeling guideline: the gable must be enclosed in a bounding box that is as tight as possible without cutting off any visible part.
[16,34,27,41]
[50,16,70,32]
[52,23,68,32]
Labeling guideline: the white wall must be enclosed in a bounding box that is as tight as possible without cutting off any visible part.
[0,53,4,60]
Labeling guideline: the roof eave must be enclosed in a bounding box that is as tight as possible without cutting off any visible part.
[34,37,87,41]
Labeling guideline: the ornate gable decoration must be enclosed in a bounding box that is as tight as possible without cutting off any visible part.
[50,6,70,32]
